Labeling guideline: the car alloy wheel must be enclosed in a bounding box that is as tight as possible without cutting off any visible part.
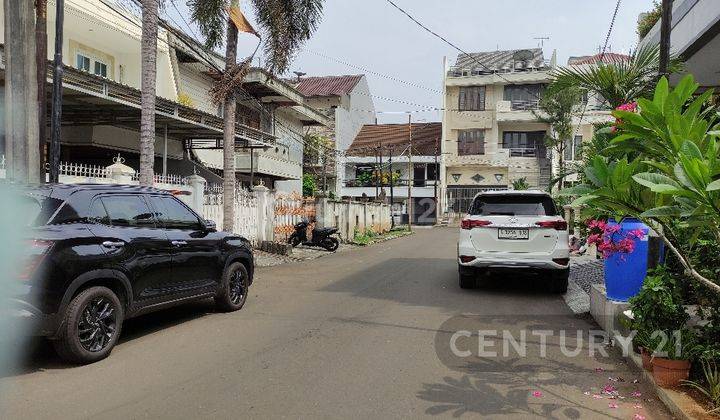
[77,296,118,353]
[229,268,246,305]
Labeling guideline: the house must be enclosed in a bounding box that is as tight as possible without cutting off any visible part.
[342,122,441,225]
[441,48,555,214]
[292,74,376,195]
[554,53,624,184]
[0,0,331,194]
[637,0,720,90]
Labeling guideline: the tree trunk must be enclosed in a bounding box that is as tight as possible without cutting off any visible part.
[139,0,159,186]
[222,4,239,232]
[36,0,48,179]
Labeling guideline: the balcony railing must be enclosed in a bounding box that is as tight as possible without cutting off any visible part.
[509,99,539,110]
[447,62,551,77]
[343,179,439,188]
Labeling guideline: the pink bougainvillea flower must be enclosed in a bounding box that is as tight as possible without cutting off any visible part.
[616,102,638,112]
[604,224,621,234]
[602,384,617,394]
[608,402,618,409]
[587,234,601,245]
[630,391,642,398]
[532,391,543,398]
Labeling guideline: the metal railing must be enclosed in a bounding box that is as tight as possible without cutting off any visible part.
[509,99,540,110]
[342,179,439,188]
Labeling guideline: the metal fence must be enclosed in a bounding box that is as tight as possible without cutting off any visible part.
[446,186,508,215]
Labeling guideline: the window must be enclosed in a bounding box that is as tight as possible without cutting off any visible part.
[88,199,111,225]
[458,129,485,155]
[149,196,201,230]
[502,131,546,150]
[94,61,108,78]
[426,163,439,181]
[563,135,583,161]
[503,84,545,109]
[76,54,90,72]
[458,86,485,111]
[100,195,155,227]
[469,194,557,216]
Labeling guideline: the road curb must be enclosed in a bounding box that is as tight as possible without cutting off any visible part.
[612,333,707,420]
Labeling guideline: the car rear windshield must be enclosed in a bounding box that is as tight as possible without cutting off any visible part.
[18,191,64,226]
[469,194,557,216]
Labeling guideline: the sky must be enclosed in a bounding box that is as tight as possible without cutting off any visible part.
[166,0,655,124]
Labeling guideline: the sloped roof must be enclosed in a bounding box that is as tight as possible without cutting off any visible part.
[455,48,546,72]
[568,52,631,65]
[294,75,364,97]
[347,123,442,157]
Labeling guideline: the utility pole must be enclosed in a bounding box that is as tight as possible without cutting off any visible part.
[374,146,379,199]
[659,0,673,76]
[4,0,40,183]
[49,0,65,183]
[378,143,383,200]
[36,0,48,179]
[407,114,413,232]
[389,145,394,228]
[433,137,439,224]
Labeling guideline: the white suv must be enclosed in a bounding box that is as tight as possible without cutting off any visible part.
[457,190,569,292]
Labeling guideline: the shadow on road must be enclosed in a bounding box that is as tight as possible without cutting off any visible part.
[0,300,215,378]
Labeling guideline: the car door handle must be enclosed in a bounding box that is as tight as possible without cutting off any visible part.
[171,240,187,247]
[102,241,125,248]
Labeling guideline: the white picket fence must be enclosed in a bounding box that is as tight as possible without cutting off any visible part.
[202,184,259,244]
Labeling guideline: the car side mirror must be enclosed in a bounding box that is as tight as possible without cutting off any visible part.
[203,219,217,232]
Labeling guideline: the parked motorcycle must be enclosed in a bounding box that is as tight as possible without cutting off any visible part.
[288,220,340,251]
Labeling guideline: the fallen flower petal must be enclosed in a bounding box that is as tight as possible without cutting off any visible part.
[532,391,543,398]
[633,404,643,409]
[630,391,642,398]
[608,403,618,409]
[593,394,604,399]
[634,415,646,420]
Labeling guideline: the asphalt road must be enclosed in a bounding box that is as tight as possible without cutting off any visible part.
[1,227,670,419]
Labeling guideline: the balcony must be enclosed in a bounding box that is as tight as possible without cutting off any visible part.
[235,152,302,180]
[495,100,542,122]
[340,179,438,198]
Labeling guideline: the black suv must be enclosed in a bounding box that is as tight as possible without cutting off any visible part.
[8,184,254,364]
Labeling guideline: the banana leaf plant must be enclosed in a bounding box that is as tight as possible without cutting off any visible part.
[561,75,720,294]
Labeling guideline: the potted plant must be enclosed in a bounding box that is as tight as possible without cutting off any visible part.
[628,267,689,373]
[651,328,697,387]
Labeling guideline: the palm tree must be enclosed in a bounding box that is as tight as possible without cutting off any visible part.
[139,0,159,186]
[189,0,324,231]
[549,45,682,109]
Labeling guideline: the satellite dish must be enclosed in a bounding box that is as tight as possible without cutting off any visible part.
[513,49,534,62]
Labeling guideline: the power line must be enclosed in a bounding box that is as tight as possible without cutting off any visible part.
[303,49,442,94]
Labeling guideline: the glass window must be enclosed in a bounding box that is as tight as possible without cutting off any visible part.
[501,131,546,149]
[76,54,90,72]
[458,129,485,155]
[469,194,557,216]
[458,86,485,111]
[94,61,108,78]
[503,84,545,109]
[149,196,201,230]
[100,195,155,227]
[573,135,583,160]
[88,199,111,225]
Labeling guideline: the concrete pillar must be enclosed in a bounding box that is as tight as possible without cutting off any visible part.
[315,193,328,228]
[186,174,207,214]
[4,0,40,183]
[106,155,136,184]
[253,184,271,242]
[563,205,574,234]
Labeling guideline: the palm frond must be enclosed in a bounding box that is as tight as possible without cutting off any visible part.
[251,0,324,74]
[188,0,229,50]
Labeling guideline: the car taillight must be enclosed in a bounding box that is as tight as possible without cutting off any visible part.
[535,220,568,231]
[461,219,492,230]
[18,240,53,280]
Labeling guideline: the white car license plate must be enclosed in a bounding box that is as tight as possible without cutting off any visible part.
[498,228,529,240]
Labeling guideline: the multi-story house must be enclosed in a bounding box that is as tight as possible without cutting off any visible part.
[441,48,556,214]
[293,75,376,195]
[341,122,441,225]
[0,0,330,193]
